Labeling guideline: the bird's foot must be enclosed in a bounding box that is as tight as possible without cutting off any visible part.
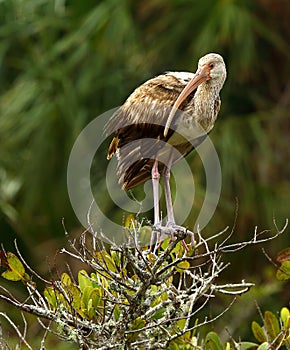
[152,222,194,251]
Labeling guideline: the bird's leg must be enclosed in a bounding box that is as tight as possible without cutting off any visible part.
[152,159,161,226]
[163,156,191,251]
[150,156,194,251]
[163,155,175,242]
[150,159,161,249]
[163,156,175,227]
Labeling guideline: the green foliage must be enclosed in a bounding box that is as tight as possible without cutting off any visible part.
[0,251,29,282]
[259,308,289,348]
[204,331,224,350]
[0,0,290,347]
[0,228,239,347]
[276,262,290,281]
[0,0,148,242]
[0,235,205,347]
[251,307,290,349]
[276,247,290,281]
[42,239,197,339]
[1,223,288,348]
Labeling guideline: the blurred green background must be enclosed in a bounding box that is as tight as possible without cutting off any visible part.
[0,0,289,345]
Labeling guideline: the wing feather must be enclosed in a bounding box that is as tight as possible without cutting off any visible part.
[105,73,193,138]
[105,72,206,190]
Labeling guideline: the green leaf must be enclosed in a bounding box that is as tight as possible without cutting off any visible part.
[161,237,170,250]
[280,307,290,329]
[176,318,186,331]
[276,261,290,280]
[191,318,199,338]
[58,273,81,311]
[264,311,280,342]
[81,285,102,319]
[168,340,179,350]
[78,269,92,291]
[90,272,102,288]
[95,251,116,272]
[90,287,102,310]
[81,286,94,309]
[124,213,135,228]
[175,260,190,273]
[186,243,196,257]
[114,304,120,321]
[131,317,146,330]
[170,241,184,258]
[127,317,146,342]
[225,342,231,350]
[110,250,121,268]
[44,287,58,310]
[120,267,127,279]
[150,307,166,320]
[61,272,72,287]
[239,341,259,350]
[160,291,168,301]
[257,342,270,350]
[97,272,109,289]
[87,298,95,319]
[70,284,82,311]
[150,287,166,307]
[1,252,26,281]
[252,321,267,343]
[205,331,223,350]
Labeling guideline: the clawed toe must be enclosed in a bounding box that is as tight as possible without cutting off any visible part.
[151,223,194,251]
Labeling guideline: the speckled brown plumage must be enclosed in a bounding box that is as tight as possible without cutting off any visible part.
[106,53,226,190]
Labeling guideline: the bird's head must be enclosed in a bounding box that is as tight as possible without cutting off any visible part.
[197,53,227,87]
[164,53,226,137]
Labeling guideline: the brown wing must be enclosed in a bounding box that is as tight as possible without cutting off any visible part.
[105,73,189,141]
[105,73,199,190]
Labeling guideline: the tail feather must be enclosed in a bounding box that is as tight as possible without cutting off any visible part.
[122,160,153,190]
[115,138,165,189]
[107,137,119,160]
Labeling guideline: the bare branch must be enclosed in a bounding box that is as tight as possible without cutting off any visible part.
[0,312,33,350]
[0,217,287,349]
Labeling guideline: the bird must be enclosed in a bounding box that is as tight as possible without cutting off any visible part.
[105,53,227,246]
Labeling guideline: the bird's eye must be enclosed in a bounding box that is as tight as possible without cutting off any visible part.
[209,62,215,69]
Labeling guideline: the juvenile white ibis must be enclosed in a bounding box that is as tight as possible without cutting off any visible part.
[106,53,227,244]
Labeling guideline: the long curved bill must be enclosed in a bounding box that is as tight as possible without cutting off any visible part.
[164,65,211,137]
